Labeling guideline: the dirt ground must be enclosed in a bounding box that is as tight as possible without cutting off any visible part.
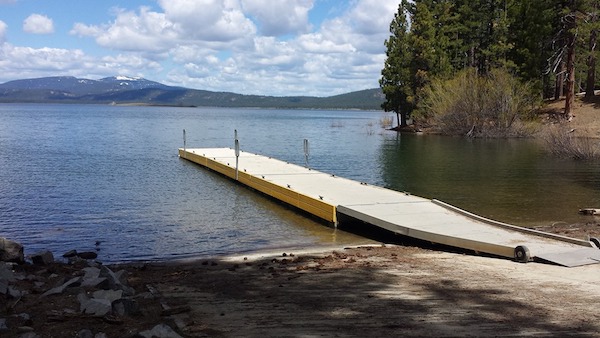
[542,94,600,138]
[3,222,600,338]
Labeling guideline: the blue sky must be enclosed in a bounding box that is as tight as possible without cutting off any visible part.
[0,0,398,96]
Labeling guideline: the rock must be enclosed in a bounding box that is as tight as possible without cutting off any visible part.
[82,267,101,279]
[80,297,112,317]
[112,298,140,316]
[99,266,120,288]
[41,277,82,297]
[67,256,93,267]
[137,324,183,338]
[113,270,128,285]
[19,333,40,338]
[81,267,109,289]
[30,250,54,266]
[0,237,24,264]
[0,318,7,331]
[78,252,98,260]
[94,333,108,338]
[76,329,94,338]
[62,250,78,258]
[0,262,15,282]
[0,279,8,295]
[7,286,23,298]
[92,289,123,303]
[81,277,109,289]
[99,266,134,296]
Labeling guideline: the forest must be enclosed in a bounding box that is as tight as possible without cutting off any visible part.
[380,0,599,137]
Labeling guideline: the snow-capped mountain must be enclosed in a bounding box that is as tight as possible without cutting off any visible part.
[0,75,384,110]
[0,76,178,96]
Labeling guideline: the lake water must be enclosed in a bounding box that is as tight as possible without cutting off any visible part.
[1,104,599,263]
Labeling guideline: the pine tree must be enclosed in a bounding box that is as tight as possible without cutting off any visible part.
[409,1,437,99]
[380,1,414,127]
[508,0,557,96]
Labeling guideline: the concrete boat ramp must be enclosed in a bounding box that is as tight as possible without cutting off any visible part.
[179,147,600,267]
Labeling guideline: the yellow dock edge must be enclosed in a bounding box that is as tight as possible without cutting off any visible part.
[179,148,338,224]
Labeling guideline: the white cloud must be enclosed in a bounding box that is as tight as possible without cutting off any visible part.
[69,22,102,37]
[0,44,87,81]
[347,0,398,36]
[97,53,162,76]
[297,33,356,53]
[246,36,300,69]
[241,0,313,36]
[313,0,397,55]
[72,7,178,52]
[0,20,7,44]
[0,42,164,82]
[23,13,54,34]
[158,0,256,42]
[171,45,215,64]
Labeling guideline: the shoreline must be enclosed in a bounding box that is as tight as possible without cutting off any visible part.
[3,240,600,337]
[123,243,600,337]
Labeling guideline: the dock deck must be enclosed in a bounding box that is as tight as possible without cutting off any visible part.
[179,147,600,267]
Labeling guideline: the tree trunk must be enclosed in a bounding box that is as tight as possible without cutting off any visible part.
[565,42,575,120]
[396,111,407,128]
[564,8,576,120]
[555,61,565,100]
[585,29,597,98]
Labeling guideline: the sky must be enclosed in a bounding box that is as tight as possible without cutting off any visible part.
[0,0,399,97]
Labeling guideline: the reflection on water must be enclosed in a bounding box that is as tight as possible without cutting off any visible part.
[378,133,600,226]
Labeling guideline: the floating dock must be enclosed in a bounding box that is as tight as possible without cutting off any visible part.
[179,147,600,267]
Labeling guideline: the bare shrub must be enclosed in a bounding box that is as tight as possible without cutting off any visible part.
[542,126,600,160]
[379,116,394,129]
[419,68,540,138]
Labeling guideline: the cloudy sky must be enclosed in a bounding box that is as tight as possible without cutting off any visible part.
[0,0,398,96]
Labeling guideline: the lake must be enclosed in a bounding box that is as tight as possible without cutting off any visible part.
[1,104,599,263]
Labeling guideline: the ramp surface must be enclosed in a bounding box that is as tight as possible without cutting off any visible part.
[179,148,600,267]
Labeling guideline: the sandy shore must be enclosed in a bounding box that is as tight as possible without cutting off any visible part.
[3,240,600,337]
[127,243,600,337]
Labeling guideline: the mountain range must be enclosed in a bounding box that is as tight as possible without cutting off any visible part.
[0,76,384,110]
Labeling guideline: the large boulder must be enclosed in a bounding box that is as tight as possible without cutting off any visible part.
[0,238,24,264]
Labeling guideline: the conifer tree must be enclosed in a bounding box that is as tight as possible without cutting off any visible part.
[380,1,414,127]
[508,1,557,96]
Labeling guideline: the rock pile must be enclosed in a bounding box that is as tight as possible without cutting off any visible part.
[0,237,24,264]
[0,237,184,338]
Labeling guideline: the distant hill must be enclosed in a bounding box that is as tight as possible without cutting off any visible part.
[0,76,384,110]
